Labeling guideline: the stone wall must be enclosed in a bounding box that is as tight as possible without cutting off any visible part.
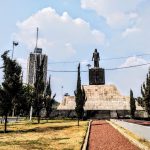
[50,110,144,119]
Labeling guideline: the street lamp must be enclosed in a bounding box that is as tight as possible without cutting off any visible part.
[87,64,91,70]
[61,86,64,99]
[12,41,19,59]
[87,64,91,85]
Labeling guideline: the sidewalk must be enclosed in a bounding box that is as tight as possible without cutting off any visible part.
[112,119,150,141]
[88,120,139,150]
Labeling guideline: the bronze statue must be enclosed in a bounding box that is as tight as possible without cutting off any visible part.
[92,49,100,68]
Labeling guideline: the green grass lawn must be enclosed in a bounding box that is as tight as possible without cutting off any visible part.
[0,119,88,150]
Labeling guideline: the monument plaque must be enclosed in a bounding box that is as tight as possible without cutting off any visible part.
[89,49,105,85]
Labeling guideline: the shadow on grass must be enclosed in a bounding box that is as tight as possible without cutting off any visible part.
[30,119,74,124]
[52,137,70,141]
[0,125,73,134]
[0,139,44,147]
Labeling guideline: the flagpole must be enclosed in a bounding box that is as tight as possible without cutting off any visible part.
[12,42,15,59]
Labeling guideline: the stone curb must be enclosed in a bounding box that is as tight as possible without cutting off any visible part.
[81,120,92,150]
[107,120,150,150]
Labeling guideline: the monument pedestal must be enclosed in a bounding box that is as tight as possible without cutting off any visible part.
[89,68,105,85]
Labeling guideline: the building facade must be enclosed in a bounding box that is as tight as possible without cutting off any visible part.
[27,48,48,86]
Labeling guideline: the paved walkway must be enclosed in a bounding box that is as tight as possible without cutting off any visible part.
[88,120,139,150]
[112,119,150,141]
[125,119,150,126]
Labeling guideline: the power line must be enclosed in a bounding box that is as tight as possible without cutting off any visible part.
[106,62,150,70]
[6,58,149,72]
[102,53,150,60]
[47,62,150,72]
[47,53,150,64]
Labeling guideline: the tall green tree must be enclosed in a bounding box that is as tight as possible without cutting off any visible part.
[12,72,24,118]
[130,89,136,118]
[44,76,56,120]
[16,84,34,117]
[74,64,87,126]
[0,51,22,132]
[33,55,46,124]
[0,86,11,132]
[137,97,145,108]
[141,68,150,119]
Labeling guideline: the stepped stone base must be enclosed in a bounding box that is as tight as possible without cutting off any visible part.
[58,84,143,111]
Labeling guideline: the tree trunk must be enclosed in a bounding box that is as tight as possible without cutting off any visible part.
[4,115,7,133]
[12,107,15,117]
[77,118,79,126]
[148,113,150,120]
[38,116,40,124]
[46,114,49,123]
[37,110,40,124]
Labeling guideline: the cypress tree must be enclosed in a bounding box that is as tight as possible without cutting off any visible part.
[141,68,150,119]
[74,64,87,126]
[130,89,136,118]
[44,76,56,121]
[34,55,45,124]
[137,97,145,108]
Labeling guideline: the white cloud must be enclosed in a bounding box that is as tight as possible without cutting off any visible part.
[122,27,141,37]
[120,56,146,67]
[106,57,148,97]
[81,0,143,28]
[65,43,76,55]
[14,7,105,60]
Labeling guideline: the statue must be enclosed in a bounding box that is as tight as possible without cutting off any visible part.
[92,49,100,68]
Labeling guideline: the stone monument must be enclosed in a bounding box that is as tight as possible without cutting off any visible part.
[89,49,105,85]
[57,49,143,119]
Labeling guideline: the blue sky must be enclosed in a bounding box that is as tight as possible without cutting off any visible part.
[0,0,150,101]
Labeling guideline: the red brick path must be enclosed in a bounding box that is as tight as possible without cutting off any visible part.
[88,120,140,150]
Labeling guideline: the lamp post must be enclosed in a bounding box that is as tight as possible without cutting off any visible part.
[61,86,64,99]
[87,64,91,85]
[12,41,19,59]
[87,64,91,70]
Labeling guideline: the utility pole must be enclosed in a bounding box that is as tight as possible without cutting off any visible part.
[29,106,33,121]
[61,86,64,99]
[11,41,19,117]
[87,64,91,85]
[28,82,33,121]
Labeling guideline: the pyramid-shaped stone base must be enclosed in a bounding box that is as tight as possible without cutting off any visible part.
[58,84,142,111]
